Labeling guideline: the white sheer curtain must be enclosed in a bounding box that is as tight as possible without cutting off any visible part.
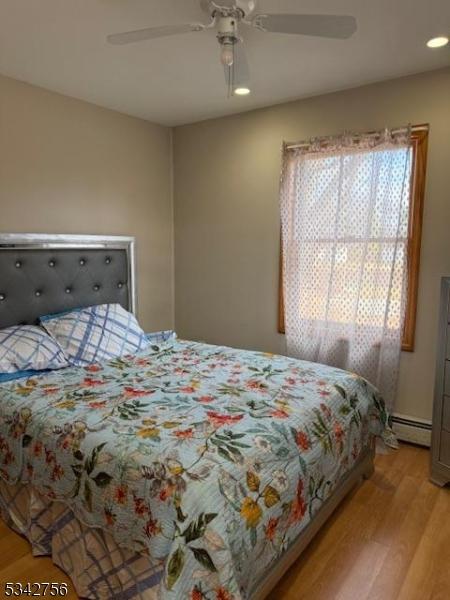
[280,129,412,410]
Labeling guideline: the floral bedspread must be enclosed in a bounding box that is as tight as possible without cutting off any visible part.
[0,339,391,599]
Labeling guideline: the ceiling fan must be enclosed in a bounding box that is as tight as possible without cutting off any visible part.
[107,1,357,97]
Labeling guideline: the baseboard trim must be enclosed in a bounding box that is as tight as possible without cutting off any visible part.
[391,413,431,447]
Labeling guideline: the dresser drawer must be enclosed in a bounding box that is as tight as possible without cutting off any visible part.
[444,397,450,432]
[440,429,450,466]
[444,362,450,395]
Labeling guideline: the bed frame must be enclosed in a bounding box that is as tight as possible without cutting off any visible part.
[0,233,376,599]
[250,444,375,599]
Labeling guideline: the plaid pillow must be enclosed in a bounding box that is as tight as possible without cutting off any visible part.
[146,330,176,345]
[0,325,68,374]
[40,304,149,366]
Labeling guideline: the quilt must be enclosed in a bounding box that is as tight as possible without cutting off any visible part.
[0,339,391,599]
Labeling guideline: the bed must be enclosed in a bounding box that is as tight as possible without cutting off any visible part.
[0,234,392,600]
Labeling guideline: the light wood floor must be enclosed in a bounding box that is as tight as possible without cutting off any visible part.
[0,443,448,600]
[270,443,450,600]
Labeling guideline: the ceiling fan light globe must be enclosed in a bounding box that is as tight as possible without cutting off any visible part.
[220,44,234,66]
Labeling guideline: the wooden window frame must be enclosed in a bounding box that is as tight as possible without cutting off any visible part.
[278,126,429,352]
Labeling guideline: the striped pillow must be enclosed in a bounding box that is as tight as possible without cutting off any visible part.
[40,304,149,366]
[0,325,68,374]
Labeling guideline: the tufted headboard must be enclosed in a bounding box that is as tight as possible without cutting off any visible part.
[0,234,136,330]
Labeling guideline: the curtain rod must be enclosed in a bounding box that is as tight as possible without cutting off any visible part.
[285,124,429,151]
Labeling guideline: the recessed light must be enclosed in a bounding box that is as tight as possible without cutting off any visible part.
[234,87,251,96]
[426,36,449,48]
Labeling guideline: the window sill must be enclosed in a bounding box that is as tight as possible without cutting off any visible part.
[277,326,414,352]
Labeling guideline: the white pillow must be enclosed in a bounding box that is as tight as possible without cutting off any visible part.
[40,303,149,366]
[0,325,68,373]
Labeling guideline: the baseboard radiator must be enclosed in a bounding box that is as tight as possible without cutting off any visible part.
[391,414,432,447]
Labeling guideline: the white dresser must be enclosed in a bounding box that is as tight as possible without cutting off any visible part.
[431,277,450,487]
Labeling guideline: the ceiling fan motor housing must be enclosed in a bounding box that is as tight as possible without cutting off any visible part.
[200,0,257,20]
[217,15,239,45]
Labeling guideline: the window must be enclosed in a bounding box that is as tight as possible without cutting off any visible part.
[278,127,428,352]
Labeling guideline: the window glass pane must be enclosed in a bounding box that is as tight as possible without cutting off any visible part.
[287,145,412,329]
[294,147,411,242]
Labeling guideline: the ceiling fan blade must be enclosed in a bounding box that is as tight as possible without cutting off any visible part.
[223,42,250,93]
[107,23,205,45]
[253,14,357,39]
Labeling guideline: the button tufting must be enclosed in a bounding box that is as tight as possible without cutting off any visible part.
[117,282,123,289]
[79,259,86,266]
[65,288,71,294]
[15,261,22,268]
[35,290,42,297]
[0,294,5,301]
[93,285,100,291]
[49,260,56,267]
[105,257,111,264]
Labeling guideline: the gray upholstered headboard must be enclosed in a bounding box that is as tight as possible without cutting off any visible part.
[0,234,136,329]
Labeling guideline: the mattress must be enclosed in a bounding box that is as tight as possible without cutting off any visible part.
[0,338,392,599]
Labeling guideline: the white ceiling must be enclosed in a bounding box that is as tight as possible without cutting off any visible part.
[0,0,449,126]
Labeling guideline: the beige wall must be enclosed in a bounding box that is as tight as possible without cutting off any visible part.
[0,74,173,331]
[174,67,450,422]
[2,68,449,421]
